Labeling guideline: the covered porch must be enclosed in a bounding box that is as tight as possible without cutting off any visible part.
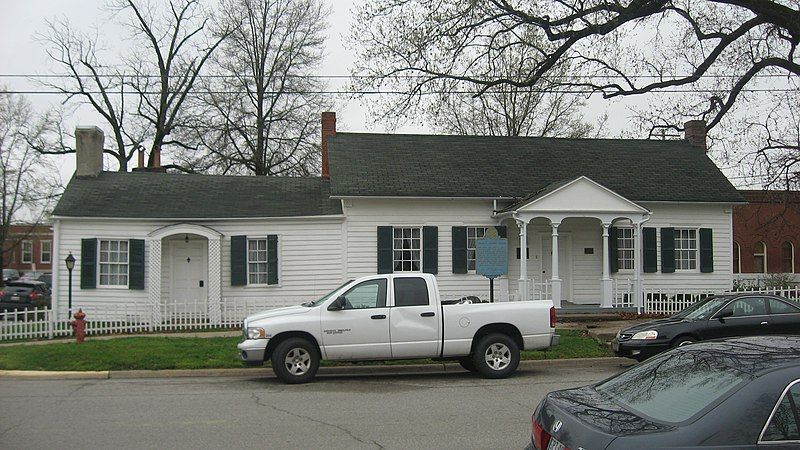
[496,177,650,309]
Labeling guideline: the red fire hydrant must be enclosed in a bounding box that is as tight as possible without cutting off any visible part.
[71,309,87,343]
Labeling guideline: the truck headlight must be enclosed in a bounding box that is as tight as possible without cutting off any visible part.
[247,327,266,340]
[631,330,658,340]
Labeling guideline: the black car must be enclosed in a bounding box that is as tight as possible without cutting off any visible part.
[0,280,51,312]
[528,336,800,450]
[612,293,800,361]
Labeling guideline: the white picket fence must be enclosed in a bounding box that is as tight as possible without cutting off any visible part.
[0,297,296,342]
[642,286,800,315]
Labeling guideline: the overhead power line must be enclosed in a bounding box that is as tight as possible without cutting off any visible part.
[0,73,797,80]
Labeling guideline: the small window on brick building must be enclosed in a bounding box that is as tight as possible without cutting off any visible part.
[754,241,767,273]
[733,242,740,274]
[782,241,794,273]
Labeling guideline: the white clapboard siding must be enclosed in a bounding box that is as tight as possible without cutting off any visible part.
[343,198,510,301]
[54,217,347,313]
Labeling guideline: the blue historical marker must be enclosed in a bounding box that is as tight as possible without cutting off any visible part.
[476,236,508,302]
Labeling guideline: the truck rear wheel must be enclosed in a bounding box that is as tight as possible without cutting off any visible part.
[472,333,520,379]
[271,337,320,384]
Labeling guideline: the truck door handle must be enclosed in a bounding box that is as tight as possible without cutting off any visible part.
[199,280,204,287]
[371,314,386,320]
[420,312,435,317]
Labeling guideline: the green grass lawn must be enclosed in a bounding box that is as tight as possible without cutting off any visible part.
[0,328,610,372]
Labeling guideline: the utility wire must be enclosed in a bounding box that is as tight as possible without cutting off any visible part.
[3,88,797,95]
[0,73,797,79]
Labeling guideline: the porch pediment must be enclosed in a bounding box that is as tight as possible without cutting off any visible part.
[502,176,649,217]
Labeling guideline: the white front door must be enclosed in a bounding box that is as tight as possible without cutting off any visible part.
[170,241,208,306]
[389,277,440,358]
[541,234,572,301]
[320,278,391,360]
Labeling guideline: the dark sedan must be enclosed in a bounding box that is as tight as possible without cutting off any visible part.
[528,336,800,450]
[0,280,51,312]
[612,293,800,361]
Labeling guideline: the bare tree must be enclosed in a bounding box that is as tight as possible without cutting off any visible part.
[112,0,231,168]
[351,1,799,173]
[38,0,228,171]
[0,90,62,287]
[179,0,331,176]
[36,18,144,171]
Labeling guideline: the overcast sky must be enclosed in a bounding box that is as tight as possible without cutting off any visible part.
[1,0,677,183]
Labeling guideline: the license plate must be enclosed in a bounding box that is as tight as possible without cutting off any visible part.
[612,340,620,352]
[11,295,20,302]
[547,437,567,450]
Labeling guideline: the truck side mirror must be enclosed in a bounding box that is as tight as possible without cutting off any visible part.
[327,296,346,311]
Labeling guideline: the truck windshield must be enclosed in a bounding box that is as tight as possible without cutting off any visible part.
[302,280,353,307]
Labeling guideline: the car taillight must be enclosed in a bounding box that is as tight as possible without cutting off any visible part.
[532,418,551,450]
[549,306,557,328]
[29,291,39,301]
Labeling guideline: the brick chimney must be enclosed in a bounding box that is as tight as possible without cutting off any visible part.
[75,126,104,177]
[684,120,707,152]
[321,111,336,180]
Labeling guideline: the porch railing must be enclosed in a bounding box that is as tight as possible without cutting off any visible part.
[528,278,552,302]
[612,278,635,308]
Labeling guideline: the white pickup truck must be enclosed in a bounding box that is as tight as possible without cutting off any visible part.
[238,273,558,383]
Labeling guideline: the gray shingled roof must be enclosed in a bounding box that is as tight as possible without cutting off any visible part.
[53,172,342,218]
[327,133,743,203]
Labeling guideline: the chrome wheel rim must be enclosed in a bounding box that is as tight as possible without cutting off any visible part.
[284,348,311,376]
[484,343,511,371]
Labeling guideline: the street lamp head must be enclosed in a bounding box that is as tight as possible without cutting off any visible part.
[65,252,76,271]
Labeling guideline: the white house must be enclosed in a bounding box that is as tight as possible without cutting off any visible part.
[50,115,743,321]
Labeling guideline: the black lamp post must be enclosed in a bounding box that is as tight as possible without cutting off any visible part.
[65,253,75,319]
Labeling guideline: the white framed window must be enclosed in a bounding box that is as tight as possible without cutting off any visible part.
[782,241,794,273]
[675,229,698,270]
[467,227,488,271]
[247,238,269,284]
[617,227,635,270]
[21,241,33,264]
[754,241,767,273]
[99,239,129,286]
[40,240,52,264]
[393,227,421,272]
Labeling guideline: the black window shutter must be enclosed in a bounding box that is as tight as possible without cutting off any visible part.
[423,226,438,274]
[494,226,507,238]
[643,228,657,273]
[609,226,619,273]
[451,226,467,274]
[699,228,714,273]
[80,238,97,289]
[231,235,247,286]
[267,235,279,285]
[129,239,145,290]
[377,226,393,274]
[661,227,675,273]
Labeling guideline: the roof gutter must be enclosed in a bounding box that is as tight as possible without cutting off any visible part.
[51,214,347,222]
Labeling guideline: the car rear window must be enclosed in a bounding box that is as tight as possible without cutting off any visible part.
[4,286,33,294]
[596,350,750,424]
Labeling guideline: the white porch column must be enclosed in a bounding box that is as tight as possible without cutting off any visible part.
[207,238,222,325]
[601,223,613,308]
[634,222,643,311]
[550,222,562,308]
[147,239,162,329]
[516,218,529,301]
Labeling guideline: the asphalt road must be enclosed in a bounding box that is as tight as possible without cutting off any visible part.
[0,361,628,450]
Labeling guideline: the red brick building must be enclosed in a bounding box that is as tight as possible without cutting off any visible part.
[733,191,800,274]
[2,224,54,274]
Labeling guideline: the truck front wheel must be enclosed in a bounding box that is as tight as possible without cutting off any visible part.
[271,337,320,384]
[472,333,520,379]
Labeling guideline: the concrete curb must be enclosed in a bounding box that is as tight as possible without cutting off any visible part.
[0,357,633,380]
